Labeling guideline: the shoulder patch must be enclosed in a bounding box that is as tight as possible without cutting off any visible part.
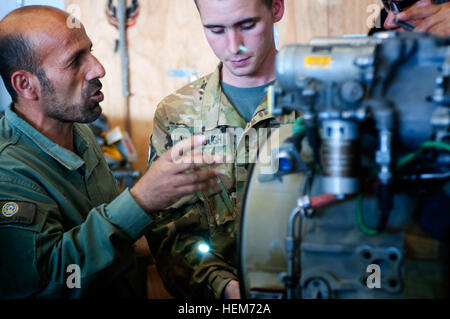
[0,201,36,225]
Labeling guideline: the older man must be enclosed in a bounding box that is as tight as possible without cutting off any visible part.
[0,6,218,298]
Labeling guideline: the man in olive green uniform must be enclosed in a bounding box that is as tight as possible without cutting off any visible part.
[0,6,218,298]
[146,0,294,299]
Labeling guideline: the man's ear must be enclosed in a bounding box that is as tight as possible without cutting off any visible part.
[11,70,39,101]
[272,0,285,23]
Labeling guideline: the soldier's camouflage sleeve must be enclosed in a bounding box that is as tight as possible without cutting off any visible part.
[145,102,238,299]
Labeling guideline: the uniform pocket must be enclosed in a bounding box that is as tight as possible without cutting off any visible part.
[0,227,41,298]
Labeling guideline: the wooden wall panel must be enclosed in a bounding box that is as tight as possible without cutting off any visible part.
[327,0,377,37]
[66,0,218,172]
[65,0,378,173]
[279,0,329,44]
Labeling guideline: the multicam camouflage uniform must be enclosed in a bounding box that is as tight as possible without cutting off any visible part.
[146,64,296,298]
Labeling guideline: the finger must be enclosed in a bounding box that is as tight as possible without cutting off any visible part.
[165,135,207,162]
[173,169,219,187]
[174,152,222,166]
[397,4,440,21]
[429,21,450,36]
[172,149,210,164]
[175,181,214,197]
[414,14,446,32]
[384,11,399,29]
[169,155,221,174]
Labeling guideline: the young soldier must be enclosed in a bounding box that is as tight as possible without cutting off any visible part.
[146,0,293,299]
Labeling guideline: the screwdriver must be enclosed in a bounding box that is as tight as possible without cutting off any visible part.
[390,1,416,31]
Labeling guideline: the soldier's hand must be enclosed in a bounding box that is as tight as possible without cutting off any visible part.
[130,135,219,213]
[224,280,241,299]
[396,1,450,36]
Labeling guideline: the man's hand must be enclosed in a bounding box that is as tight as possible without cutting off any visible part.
[224,280,241,299]
[384,0,432,31]
[130,135,219,213]
[384,0,450,36]
[396,1,450,36]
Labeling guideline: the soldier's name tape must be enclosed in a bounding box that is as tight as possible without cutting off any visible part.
[169,126,284,169]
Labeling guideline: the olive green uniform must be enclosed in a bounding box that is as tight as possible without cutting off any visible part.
[146,64,296,298]
[0,106,153,298]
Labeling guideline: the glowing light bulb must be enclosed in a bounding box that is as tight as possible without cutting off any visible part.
[198,243,211,254]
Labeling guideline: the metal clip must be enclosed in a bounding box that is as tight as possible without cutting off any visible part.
[298,195,314,218]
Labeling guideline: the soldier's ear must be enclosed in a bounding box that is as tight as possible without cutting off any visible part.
[11,71,39,101]
[272,0,285,23]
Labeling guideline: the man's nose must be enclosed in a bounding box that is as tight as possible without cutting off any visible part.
[86,54,106,81]
[227,30,243,55]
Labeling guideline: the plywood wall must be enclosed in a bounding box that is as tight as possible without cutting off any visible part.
[65,0,378,173]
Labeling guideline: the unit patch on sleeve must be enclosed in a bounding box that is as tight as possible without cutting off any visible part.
[0,201,36,225]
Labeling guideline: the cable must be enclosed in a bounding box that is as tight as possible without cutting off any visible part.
[356,193,379,236]
[292,117,306,136]
[356,141,449,235]
[397,141,450,168]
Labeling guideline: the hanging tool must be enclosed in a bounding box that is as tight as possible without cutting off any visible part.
[116,0,131,134]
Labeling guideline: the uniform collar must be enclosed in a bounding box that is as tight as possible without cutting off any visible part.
[5,105,87,171]
[201,64,278,130]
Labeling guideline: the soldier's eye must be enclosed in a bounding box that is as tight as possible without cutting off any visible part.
[210,27,225,34]
[241,22,256,30]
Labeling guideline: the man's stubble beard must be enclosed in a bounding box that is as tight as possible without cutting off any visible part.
[38,70,102,124]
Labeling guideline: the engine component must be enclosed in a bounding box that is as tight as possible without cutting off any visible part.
[239,32,450,299]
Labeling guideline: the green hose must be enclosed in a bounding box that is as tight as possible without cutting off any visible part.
[397,141,450,168]
[292,117,306,136]
[356,193,379,236]
[356,140,449,236]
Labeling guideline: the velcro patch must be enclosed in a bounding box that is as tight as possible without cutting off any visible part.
[0,201,36,225]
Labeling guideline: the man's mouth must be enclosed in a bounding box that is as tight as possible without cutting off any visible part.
[230,57,251,67]
[90,87,104,103]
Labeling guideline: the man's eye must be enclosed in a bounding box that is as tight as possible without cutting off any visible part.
[210,28,225,34]
[68,56,81,68]
[241,22,256,30]
[71,57,79,65]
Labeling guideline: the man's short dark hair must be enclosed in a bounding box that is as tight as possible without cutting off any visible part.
[0,35,41,103]
[194,0,273,10]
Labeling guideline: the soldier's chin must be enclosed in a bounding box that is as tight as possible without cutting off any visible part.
[227,64,255,77]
